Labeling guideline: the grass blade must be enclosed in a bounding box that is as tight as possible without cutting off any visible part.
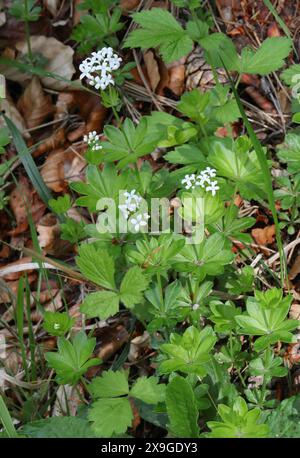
[222,62,287,285]
[0,396,18,438]
[15,276,29,381]
[3,114,52,206]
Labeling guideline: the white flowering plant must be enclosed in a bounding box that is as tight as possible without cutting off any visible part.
[3,0,300,443]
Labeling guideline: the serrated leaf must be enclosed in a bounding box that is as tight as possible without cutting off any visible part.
[45,331,100,385]
[89,398,133,437]
[239,37,291,75]
[89,371,129,398]
[123,9,193,63]
[119,266,148,308]
[22,417,96,438]
[130,376,165,404]
[80,290,119,320]
[76,244,116,290]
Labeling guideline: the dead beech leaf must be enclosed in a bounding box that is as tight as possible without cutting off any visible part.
[0,90,28,137]
[289,254,300,281]
[94,325,129,361]
[1,36,76,90]
[9,177,46,235]
[167,63,185,96]
[143,51,160,91]
[41,149,86,192]
[37,213,73,255]
[56,91,107,142]
[120,0,140,11]
[251,225,275,245]
[17,76,54,129]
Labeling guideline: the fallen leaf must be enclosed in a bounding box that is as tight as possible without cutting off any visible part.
[0,36,76,90]
[167,62,185,96]
[143,51,160,91]
[94,324,129,361]
[0,90,28,137]
[289,254,300,281]
[41,148,86,192]
[251,225,275,245]
[8,177,46,235]
[17,76,54,129]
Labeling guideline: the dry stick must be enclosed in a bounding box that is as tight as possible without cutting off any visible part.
[132,49,163,112]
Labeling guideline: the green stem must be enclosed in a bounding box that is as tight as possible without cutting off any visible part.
[24,0,33,65]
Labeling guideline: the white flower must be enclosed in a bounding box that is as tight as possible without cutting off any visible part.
[203,167,216,178]
[84,130,102,151]
[181,174,196,190]
[79,47,122,91]
[53,323,60,330]
[130,213,150,232]
[181,168,219,196]
[118,204,130,219]
[124,190,142,212]
[206,180,220,196]
[196,172,210,188]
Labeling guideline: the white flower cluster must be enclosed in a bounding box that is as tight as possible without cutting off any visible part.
[79,47,122,91]
[118,190,150,232]
[181,167,220,196]
[83,131,102,151]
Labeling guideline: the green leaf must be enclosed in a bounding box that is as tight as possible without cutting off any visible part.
[208,137,265,200]
[207,397,269,438]
[3,114,53,208]
[159,326,216,376]
[80,290,119,320]
[43,311,74,337]
[89,371,129,398]
[235,288,299,351]
[101,117,161,167]
[71,163,129,211]
[130,376,165,404]
[119,266,148,308]
[22,417,96,438]
[173,233,234,280]
[238,37,292,75]
[166,376,200,438]
[266,396,300,438]
[123,9,193,63]
[89,398,133,437]
[76,244,116,290]
[45,331,100,385]
[49,195,72,214]
[276,133,300,173]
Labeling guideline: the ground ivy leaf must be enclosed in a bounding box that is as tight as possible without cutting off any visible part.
[76,244,116,290]
[89,398,133,437]
[130,376,165,404]
[80,291,119,320]
[89,371,129,399]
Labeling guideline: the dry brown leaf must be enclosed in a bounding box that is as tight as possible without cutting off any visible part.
[0,90,28,137]
[8,177,46,235]
[37,213,73,255]
[167,63,185,96]
[120,0,140,11]
[0,36,76,90]
[41,148,86,192]
[94,325,129,361]
[17,76,54,129]
[289,254,300,281]
[251,225,275,245]
[143,51,160,91]
[57,91,107,141]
